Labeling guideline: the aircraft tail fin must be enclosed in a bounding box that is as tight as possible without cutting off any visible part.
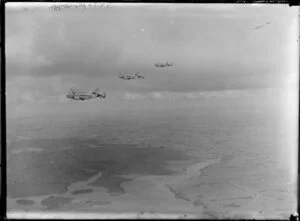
[69,88,76,94]
[93,88,100,94]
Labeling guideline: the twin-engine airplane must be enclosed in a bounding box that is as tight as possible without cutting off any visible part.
[66,88,106,101]
[118,72,145,80]
[154,62,173,68]
[254,21,271,30]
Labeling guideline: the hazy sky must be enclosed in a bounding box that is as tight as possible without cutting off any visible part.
[6,3,299,104]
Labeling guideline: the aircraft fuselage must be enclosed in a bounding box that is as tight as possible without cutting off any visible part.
[66,94,99,100]
[154,62,173,67]
[66,89,106,101]
[119,73,144,80]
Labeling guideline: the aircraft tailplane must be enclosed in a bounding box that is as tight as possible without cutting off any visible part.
[99,91,106,98]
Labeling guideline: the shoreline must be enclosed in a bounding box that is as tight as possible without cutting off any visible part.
[8,156,220,214]
[7,151,295,219]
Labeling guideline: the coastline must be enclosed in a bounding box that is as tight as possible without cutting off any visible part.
[7,156,221,216]
[7,149,295,219]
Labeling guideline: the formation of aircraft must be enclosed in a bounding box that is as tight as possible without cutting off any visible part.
[66,88,106,101]
[66,19,272,102]
[154,62,173,68]
[118,72,145,80]
[66,61,175,101]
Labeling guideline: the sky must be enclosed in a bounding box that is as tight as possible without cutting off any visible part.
[5,3,299,106]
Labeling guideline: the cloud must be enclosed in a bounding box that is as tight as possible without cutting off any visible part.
[119,92,145,100]
[6,15,53,76]
[149,92,166,100]
[6,8,126,79]
[117,88,283,102]
[37,94,67,104]
[6,75,71,104]
[7,84,285,105]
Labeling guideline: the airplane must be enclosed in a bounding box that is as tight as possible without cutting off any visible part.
[254,20,271,30]
[66,88,106,101]
[154,62,173,68]
[254,24,264,30]
[118,72,145,80]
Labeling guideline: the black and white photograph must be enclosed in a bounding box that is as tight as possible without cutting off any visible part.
[5,2,298,219]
